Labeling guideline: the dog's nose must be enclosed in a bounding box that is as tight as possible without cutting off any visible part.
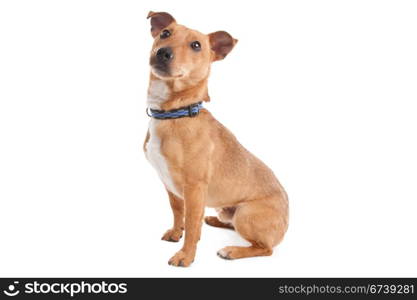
[156,47,174,63]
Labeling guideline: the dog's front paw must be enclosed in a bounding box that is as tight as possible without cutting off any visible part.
[168,250,195,267]
[161,228,183,242]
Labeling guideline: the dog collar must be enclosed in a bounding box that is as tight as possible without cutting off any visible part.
[146,102,203,120]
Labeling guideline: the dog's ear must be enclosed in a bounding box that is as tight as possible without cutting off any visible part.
[147,11,176,38]
[208,31,238,61]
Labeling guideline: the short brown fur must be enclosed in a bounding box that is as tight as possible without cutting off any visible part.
[144,12,288,267]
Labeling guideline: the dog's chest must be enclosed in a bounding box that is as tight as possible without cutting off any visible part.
[145,119,181,198]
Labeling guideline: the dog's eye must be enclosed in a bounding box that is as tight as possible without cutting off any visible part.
[160,29,171,39]
[190,41,201,51]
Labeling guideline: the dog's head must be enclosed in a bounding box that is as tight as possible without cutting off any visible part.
[147,11,237,82]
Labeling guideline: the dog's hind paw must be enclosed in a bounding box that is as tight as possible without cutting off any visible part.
[217,248,233,260]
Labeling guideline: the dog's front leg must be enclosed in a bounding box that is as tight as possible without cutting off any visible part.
[168,183,206,267]
[161,191,184,242]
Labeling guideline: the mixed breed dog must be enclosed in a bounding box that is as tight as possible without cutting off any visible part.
[144,11,288,267]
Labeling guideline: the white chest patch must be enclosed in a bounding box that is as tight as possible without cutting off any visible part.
[145,118,182,198]
[147,80,170,109]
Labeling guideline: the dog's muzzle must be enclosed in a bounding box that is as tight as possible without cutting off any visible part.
[150,47,173,76]
[156,47,173,63]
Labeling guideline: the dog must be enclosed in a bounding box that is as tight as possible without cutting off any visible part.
[144,11,288,267]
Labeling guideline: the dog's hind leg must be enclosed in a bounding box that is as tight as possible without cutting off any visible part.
[205,206,236,230]
[217,196,288,260]
[204,216,234,230]
[217,245,273,259]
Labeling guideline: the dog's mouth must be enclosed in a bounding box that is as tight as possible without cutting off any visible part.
[151,64,184,79]
[150,56,184,79]
[151,63,170,76]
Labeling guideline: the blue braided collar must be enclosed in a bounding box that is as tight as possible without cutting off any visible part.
[147,102,203,120]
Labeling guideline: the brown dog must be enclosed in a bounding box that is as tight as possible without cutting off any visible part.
[144,11,288,267]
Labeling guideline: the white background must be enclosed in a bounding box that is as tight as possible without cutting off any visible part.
[1,0,416,277]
